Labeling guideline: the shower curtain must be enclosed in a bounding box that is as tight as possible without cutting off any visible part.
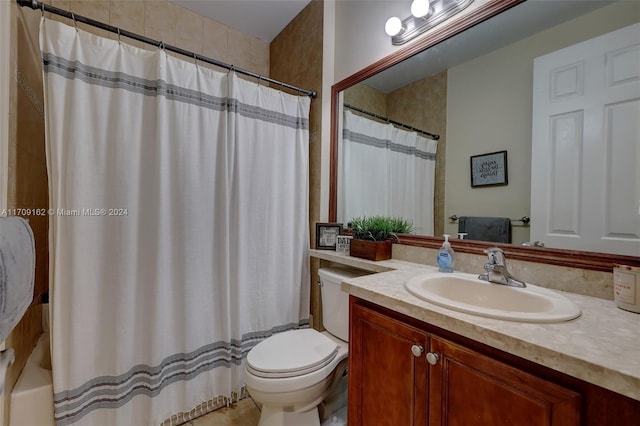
[40,19,310,426]
[341,110,437,235]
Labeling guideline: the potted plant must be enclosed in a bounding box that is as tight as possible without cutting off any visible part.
[348,216,413,261]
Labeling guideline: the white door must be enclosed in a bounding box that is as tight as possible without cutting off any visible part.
[531,23,640,256]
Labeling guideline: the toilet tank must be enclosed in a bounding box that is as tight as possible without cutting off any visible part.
[318,267,369,342]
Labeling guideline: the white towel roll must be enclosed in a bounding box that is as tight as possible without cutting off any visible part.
[0,216,35,342]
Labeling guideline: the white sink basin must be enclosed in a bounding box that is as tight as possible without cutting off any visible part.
[404,272,581,323]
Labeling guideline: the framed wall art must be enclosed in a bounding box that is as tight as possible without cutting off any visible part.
[470,150,508,187]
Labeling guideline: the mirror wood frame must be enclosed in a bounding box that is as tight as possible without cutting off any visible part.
[328,0,640,273]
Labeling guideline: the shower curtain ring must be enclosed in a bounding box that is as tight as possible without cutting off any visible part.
[158,41,165,51]
[71,12,78,31]
[257,75,262,86]
[40,1,45,18]
[193,52,198,67]
[228,65,235,75]
[117,27,121,44]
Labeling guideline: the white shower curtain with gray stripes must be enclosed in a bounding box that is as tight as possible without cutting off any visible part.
[40,19,310,426]
[341,110,437,235]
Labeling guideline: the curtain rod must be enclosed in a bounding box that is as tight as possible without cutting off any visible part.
[344,104,440,141]
[17,0,317,99]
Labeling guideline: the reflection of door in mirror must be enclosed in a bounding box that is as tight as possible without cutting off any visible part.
[531,23,640,257]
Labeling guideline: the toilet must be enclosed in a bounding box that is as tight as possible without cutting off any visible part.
[243,267,367,426]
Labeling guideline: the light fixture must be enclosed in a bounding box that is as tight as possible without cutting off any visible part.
[385,0,474,45]
[384,16,403,37]
[411,0,430,18]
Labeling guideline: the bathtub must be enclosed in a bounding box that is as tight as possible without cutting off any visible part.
[9,333,55,426]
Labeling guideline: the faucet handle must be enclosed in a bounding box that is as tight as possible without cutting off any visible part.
[484,247,506,265]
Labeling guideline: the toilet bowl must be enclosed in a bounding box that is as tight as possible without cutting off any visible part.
[243,267,367,426]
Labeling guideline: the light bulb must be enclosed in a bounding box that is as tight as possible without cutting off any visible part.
[385,16,403,36]
[411,0,430,18]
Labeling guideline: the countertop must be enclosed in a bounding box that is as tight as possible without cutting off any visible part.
[309,249,640,402]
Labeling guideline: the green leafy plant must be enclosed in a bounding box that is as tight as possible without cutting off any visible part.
[349,216,414,242]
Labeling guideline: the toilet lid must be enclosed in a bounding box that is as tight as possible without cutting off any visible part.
[247,329,339,378]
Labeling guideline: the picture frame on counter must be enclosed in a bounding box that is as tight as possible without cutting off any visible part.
[316,223,343,250]
[336,235,353,254]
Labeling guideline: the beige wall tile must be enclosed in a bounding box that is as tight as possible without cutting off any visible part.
[144,0,175,45]
[175,5,203,55]
[109,0,145,36]
[251,38,269,78]
[46,0,71,23]
[202,17,228,67]
[271,0,323,328]
[68,0,111,37]
[344,84,387,117]
[227,27,253,71]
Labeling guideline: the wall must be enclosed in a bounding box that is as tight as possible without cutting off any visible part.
[445,1,640,242]
[269,0,324,329]
[3,1,269,423]
[44,0,269,76]
[332,0,488,84]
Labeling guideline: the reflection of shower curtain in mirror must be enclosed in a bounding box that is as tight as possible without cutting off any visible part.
[341,111,437,235]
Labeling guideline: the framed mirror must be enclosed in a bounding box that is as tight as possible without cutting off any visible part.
[329,0,640,271]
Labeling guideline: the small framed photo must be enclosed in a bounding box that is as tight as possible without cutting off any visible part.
[470,150,508,187]
[336,235,353,254]
[316,223,343,250]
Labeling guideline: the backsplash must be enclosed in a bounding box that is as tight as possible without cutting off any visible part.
[392,244,614,300]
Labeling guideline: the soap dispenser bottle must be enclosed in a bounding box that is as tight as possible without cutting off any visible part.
[437,234,455,273]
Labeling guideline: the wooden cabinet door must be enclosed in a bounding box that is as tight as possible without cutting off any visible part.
[349,301,429,426]
[428,336,581,426]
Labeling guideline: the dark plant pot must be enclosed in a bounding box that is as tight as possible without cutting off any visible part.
[349,239,392,261]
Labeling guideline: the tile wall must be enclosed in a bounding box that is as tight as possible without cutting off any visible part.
[392,244,615,300]
[269,0,324,329]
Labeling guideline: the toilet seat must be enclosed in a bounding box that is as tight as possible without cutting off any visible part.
[247,329,339,378]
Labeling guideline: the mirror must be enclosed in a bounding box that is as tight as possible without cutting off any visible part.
[330,0,640,268]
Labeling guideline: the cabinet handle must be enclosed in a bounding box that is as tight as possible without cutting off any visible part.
[411,344,424,357]
[426,352,440,365]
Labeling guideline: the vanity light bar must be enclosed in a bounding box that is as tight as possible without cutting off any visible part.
[390,0,475,45]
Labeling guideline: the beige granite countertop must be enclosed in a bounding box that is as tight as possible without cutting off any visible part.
[309,249,640,402]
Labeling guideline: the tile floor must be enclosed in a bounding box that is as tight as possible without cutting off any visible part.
[189,398,261,426]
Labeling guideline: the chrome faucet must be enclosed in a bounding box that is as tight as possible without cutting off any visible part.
[478,247,526,288]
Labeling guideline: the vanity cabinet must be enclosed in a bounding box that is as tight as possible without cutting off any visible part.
[428,336,580,425]
[348,297,429,426]
[349,298,581,426]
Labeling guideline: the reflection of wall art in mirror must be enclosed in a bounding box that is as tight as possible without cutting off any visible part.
[470,150,508,188]
[316,223,343,250]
